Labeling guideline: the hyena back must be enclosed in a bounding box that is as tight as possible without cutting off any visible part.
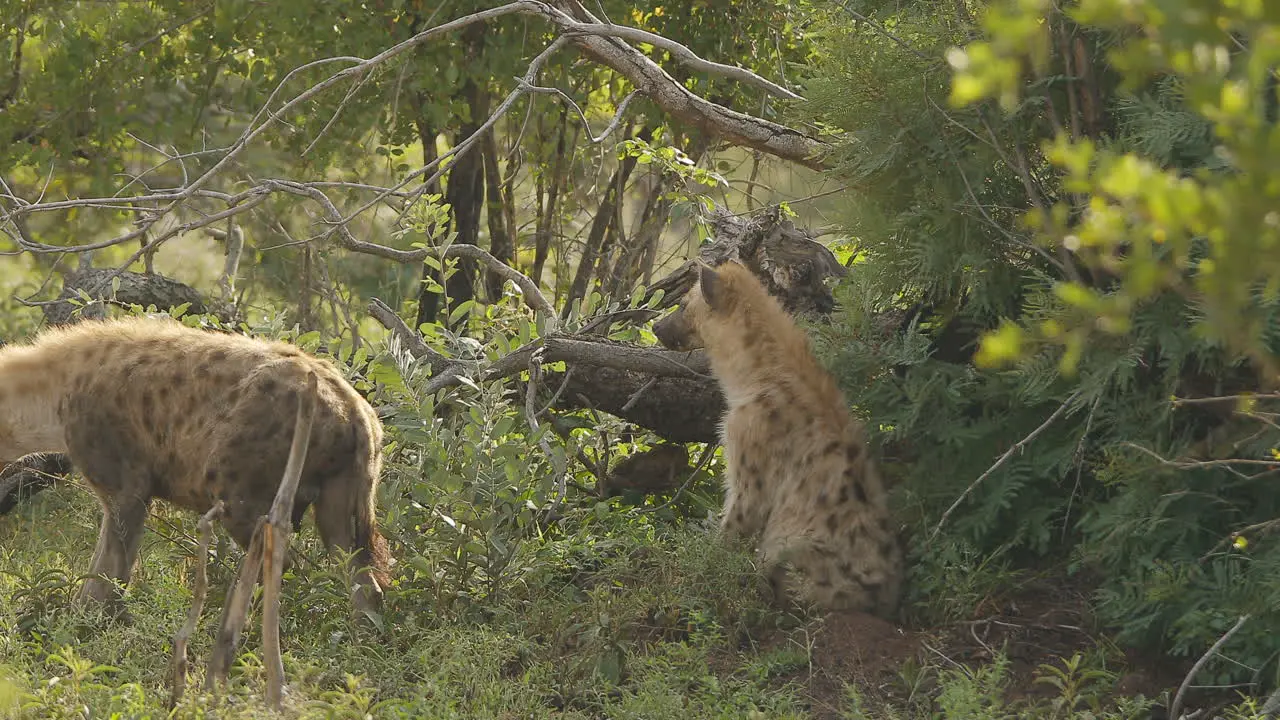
[654,260,904,617]
[0,316,390,612]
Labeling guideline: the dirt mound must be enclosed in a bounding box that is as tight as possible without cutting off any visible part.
[740,573,1188,718]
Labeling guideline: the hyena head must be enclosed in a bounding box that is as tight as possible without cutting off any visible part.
[653,260,752,351]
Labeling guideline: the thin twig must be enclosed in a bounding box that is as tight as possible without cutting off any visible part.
[263,372,320,710]
[526,347,570,522]
[1170,614,1251,720]
[929,391,1082,542]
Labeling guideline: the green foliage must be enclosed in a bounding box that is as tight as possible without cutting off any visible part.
[950,0,1280,370]
[800,0,1280,695]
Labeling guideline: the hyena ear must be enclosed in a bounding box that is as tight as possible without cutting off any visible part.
[698,264,726,311]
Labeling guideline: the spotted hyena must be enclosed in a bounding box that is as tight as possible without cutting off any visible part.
[0,316,390,613]
[654,260,903,617]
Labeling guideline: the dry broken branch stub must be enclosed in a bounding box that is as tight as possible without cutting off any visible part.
[205,372,321,702]
[263,371,320,710]
[0,452,74,516]
[169,501,223,709]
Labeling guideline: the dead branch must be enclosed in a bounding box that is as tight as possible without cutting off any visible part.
[564,23,802,100]
[211,221,244,301]
[366,206,842,444]
[1121,442,1280,478]
[169,501,223,709]
[204,373,320,703]
[263,371,320,710]
[1169,614,1251,720]
[550,1,826,168]
[525,348,569,521]
[929,391,1083,543]
[437,243,556,320]
[2,1,822,267]
[368,297,456,372]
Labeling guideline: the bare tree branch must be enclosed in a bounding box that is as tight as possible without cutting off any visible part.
[929,391,1083,543]
[564,23,803,100]
[548,0,827,169]
[2,0,823,262]
[168,501,223,709]
[1170,614,1251,720]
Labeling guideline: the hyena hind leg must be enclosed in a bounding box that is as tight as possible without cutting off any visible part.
[77,492,151,613]
[756,532,817,614]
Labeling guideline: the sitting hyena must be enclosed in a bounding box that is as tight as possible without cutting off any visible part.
[0,316,390,613]
[654,260,904,617]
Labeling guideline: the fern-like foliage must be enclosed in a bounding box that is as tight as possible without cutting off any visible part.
[799,0,1280,689]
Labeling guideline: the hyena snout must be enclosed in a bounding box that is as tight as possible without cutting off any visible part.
[653,308,702,351]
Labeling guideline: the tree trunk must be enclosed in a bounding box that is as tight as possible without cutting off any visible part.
[532,107,570,288]
[563,125,650,316]
[415,26,488,331]
[482,129,516,301]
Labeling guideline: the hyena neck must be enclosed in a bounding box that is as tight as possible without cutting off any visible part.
[704,316,836,411]
[702,332,786,408]
[0,346,70,462]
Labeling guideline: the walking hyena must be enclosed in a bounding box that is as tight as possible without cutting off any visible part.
[0,316,390,613]
[653,260,904,617]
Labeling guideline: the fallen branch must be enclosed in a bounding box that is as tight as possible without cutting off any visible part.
[205,518,266,692]
[364,206,844,444]
[205,373,320,700]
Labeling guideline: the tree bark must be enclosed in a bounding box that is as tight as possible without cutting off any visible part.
[563,126,650,315]
[416,25,488,331]
[532,107,571,287]
[483,129,516,300]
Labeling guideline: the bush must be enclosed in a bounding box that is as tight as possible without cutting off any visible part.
[798,0,1280,691]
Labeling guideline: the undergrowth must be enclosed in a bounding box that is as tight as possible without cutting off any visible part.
[0,483,1191,720]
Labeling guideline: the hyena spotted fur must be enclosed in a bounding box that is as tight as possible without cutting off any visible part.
[654,260,904,617]
[0,316,390,613]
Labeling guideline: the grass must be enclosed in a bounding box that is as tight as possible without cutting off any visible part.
[1,476,1221,719]
[0,482,828,719]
